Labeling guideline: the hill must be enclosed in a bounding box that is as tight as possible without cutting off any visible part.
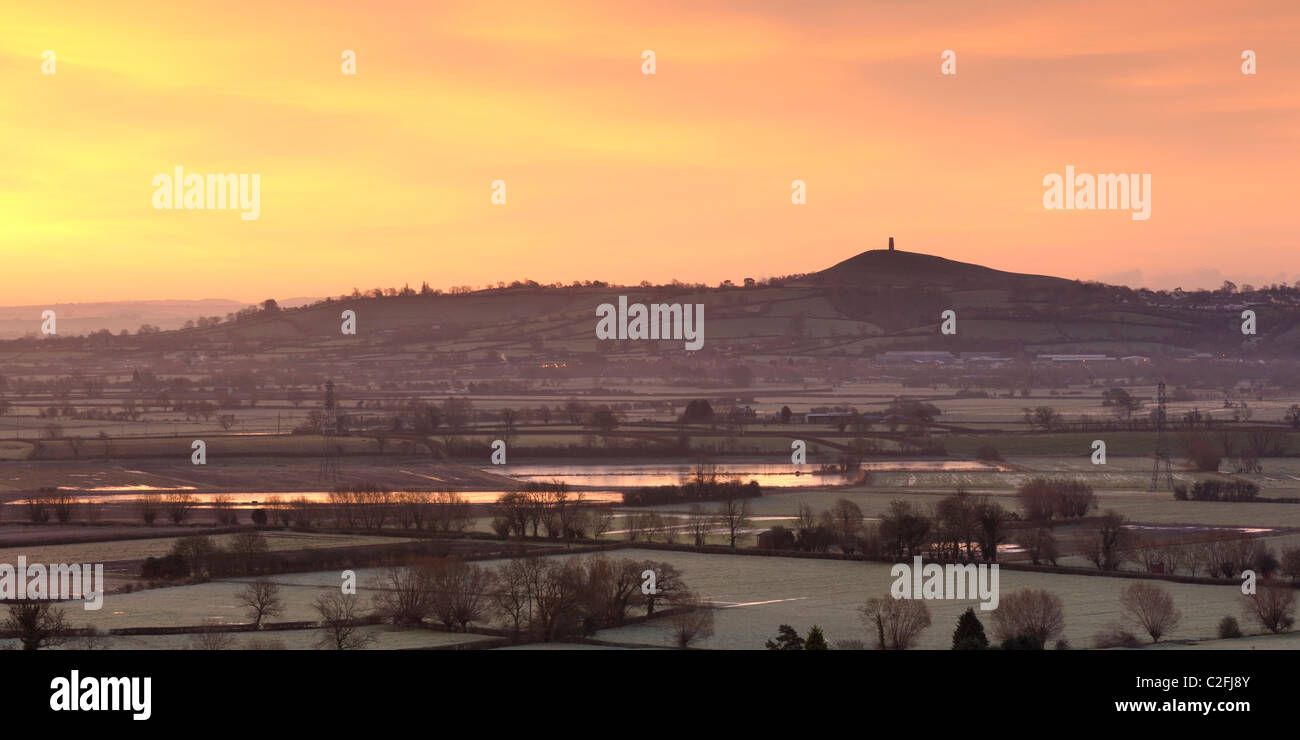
[5,249,1299,362]
[816,249,1073,290]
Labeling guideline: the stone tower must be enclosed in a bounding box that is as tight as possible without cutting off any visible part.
[888,237,894,251]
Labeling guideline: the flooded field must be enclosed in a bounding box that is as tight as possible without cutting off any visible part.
[484,460,1009,489]
[4,490,625,509]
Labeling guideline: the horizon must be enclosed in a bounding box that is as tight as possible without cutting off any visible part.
[0,246,1288,311]
[4,0,1299,303]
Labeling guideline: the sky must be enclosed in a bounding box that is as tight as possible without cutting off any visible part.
[2,0,1298,304]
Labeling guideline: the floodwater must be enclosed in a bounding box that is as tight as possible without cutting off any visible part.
[6,490,626,508]
[484,460,1007,488]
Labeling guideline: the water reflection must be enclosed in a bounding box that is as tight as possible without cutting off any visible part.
[487,460,1007,488]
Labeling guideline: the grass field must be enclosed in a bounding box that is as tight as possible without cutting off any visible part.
[744,488,1300,529]
[2,625,497,651]
[0,531,416,567]
[8,539,1291,651]
[574,549,1264,650]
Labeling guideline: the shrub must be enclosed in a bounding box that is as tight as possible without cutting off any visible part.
[1281,546,1300,585]
[1119,582,1181,643]
[140,553,188,580]
[1015,478,1095,522]
[1184,435,1221,472]
[1241,581,1297,634]
[1000,633,1043,650]
[757,525,796,550]
[860,596,931,650]
[990,588,1065,648]
[1254,548,1280,579]
[1093,623,1141,648]
[1217,616,1242,639]
[1187,479,1259,502]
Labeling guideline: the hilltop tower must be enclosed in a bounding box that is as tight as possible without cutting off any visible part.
[888,236,894,251]
[319,379,340,481]
[1150,381,1173,491]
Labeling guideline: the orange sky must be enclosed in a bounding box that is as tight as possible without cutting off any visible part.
[2,0,1298,304]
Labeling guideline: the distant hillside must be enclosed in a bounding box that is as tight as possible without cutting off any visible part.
[0,299,250,339]
[7,250,1299,359]
[0,297,329,339]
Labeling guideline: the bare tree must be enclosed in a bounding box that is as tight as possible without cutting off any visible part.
[1022,525,1059,566]
[638,512,667,543]
[716,494,751,548]
[3,602,69,650]
[314,593,374,649]
[974,497,1008,562]
[625,510,646,542]
[235,578,285,629]
[1282,546,1300,585]
[825,498,865,553]
[371,564,432,626]
[688,504,714,546]
[795,502,818,536]
[1157,540,1186,576]
[526,558,585,641]
[51,490,77,523]
[1083,509,1130,571]
[165,491,197,524]
[174,534,221,577]
[426,558,495,632]
[578,555,643,629]
[210,493,238,525]
[227,529,269,573]
[1241,581,1297,634]
[1119,582,1182,643]
[665,590,714,648]
[639,560,684,616]
[27,488,53,523]
[588,506,615,540]
[493,557,533,642]
[138,493,161,525]
[860,595,931,650]
[990,588,1066,648]
[290,496,314,528]
[397,491,431,530]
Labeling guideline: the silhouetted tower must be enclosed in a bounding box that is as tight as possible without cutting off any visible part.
[319,379,340,481]
[888,236,895,251]
[1150,381,1173,491]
